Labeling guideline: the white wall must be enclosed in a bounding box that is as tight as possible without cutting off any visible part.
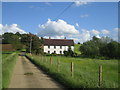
[44,46,74,54]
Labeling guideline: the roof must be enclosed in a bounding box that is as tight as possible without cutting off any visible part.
[43,39,74,46]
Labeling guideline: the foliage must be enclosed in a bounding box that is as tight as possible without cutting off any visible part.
[80,36,120,59]
[63,46,74,57]
[21,33,43,54]
[2,32,43,54]
[74,44,81,55]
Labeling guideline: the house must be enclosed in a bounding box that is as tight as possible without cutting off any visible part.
[43,38,74,54]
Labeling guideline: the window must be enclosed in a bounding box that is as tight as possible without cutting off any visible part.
[54,46,56,49]
[60,51,62,54]
[54,51,56,54]
[60,46,62,49]
[48,51,50,54]
[48,46,50,49]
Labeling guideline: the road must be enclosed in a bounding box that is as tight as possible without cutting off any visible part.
[9,56,64,88]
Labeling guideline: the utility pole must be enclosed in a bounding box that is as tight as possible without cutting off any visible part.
[30,35,32,54]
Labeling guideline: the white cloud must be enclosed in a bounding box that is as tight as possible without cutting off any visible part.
[38,19,79,37]
[101,29,110,34]
[37,19,93,43]
[80,14,89,18]
[0,24,26,35]
[75,23,79,27]
[91,29,100,35]
[37,19,119,43]
[45,2,52,6]
[74,1,88,7]
[113,28,120,32]
[80,29,91,42]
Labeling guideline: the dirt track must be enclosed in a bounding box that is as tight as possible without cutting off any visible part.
[9,56,64,88]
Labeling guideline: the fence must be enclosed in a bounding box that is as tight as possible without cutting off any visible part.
[28,54,118,88]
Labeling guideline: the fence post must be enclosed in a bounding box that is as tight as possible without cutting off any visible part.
[50,56,52,65]
[99,65,102,87]
[71,62,74,77]
[57,59,60,72]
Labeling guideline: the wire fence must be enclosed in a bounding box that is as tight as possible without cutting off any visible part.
[27,54,118,88]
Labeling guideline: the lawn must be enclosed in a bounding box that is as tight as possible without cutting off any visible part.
[74,44,81,55]
[26,54,118,88]
[2,51,18,88]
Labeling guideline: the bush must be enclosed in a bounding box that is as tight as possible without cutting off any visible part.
[63,46,74,57]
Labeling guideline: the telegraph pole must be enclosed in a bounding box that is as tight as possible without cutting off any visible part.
[30,35,32,54]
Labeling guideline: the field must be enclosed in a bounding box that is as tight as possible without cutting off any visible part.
[26,54,118,88]
[0,44,15,51]
[74,44,81,55]
[0,52,2,89]
[2,51,18,88]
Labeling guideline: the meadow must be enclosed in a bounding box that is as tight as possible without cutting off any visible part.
[26,54,118,88]
[74,44,81,55]
[2,51,18,88]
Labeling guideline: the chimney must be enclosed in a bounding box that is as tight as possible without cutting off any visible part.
[64,37,66,39]
[49,37,51,39]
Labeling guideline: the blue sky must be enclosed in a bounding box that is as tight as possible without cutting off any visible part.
[1,2,118,43]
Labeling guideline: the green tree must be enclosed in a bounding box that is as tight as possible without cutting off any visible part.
[63,46,74,57]
[21,33,43,54]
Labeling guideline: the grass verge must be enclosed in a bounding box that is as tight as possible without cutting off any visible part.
[2,52,18,88]
[26,54,118,88]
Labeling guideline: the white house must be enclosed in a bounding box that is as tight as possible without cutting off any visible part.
[43,38,74,54]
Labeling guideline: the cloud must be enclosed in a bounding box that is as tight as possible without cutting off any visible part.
[80,14,89,18]
[75,23,79,27]
[110,28,120,42]
[101,29,110,34]
[37,19,118,43]
[74,1,88,7]
[37,19,93,43]
[113,28,120,32]
[45,2,52,6]
[37,19,80,37]
[79,29,91,42]
[91,29,100,35]
[0,24,26,35]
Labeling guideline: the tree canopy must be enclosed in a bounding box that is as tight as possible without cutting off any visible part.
[80,36,120,59]
[2,32,43,54]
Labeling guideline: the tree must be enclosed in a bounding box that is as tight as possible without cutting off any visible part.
[78,42,80,44]
[63,46,74,57]
[2,32,23,50]
[21,33,43,54]
[79,36,120,59]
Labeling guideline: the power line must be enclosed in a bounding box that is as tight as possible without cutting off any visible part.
[54,2,74,21]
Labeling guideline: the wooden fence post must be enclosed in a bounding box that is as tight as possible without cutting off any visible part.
[99,65,102,87]
[71,62,74,77]
[50,57,52,65]
[57,59,60,72]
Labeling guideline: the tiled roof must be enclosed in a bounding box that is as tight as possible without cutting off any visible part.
[43,39,74,46]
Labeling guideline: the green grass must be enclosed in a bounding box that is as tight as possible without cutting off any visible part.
[26,54,118,88]
[2,51,18,88]
[0,52,2,89]
[74,44,81,55]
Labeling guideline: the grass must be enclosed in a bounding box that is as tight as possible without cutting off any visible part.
[0,51,2,89]
[74,44,81,55]
[2,51,18,88]
[26,54,118,88]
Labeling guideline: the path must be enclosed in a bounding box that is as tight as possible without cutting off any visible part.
[9,56,64,88]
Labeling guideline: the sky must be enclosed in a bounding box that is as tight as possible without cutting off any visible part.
[0,2,119,43]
